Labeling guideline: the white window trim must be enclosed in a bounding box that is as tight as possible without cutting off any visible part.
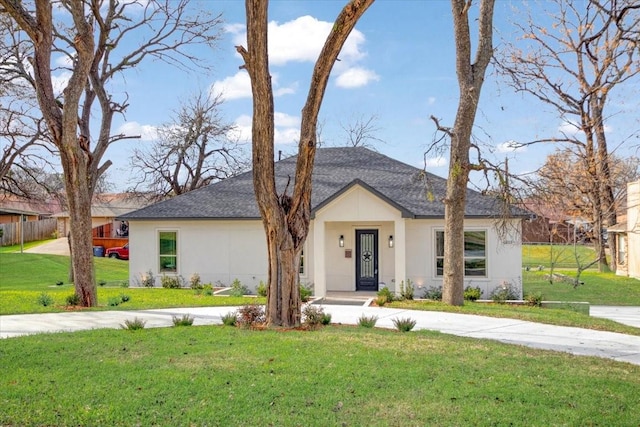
[433,228,488,279]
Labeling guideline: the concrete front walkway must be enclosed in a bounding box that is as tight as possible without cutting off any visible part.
[1,305,639,366]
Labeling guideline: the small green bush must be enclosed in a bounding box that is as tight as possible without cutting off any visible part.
[422,285,443,301]
[36,292,54,307]
[108,297,121,307]
[98,280,107,287]
[222,312,238,326]
[172,314,194,327]
[321,313,332,325]
[141,270,154,288]
[161,274,183,289]
[377,287,394,304]
[399,279,414,300]
[120,281,129,288]
[358,315,378,328]
[393,317,416,332]
[120,294,131,303]
[237,304,265,328]
[300,283,313,302]
[256,281,267,297]
[525,292,543,307]
[464,286,483,301]
[230,278,249,297]
[302,305,327,330]
[55,280,64,286]
[490,283,518,304]
[121,317,146,330]
[65,294,81,306]
[189,273,202,290]
[203,284,213,296]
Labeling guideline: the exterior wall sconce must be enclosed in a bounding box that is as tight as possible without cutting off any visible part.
[339,235,344,247]
[388,235,394,248]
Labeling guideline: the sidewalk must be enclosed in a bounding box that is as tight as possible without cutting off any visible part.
[1,305,639,366]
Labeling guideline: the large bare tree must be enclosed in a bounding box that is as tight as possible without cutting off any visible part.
[236,0,373,327]
[0,0,223,306]
[430,0,495,306]
[497,0,640,271]
[0,15,49,187]
[129,91,248,199]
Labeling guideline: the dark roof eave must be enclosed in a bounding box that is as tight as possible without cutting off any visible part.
[120,216,263,221]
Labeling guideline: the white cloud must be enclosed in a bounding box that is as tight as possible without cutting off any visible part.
[230,114,252,143]
[51,71,72,96]
[275,127,300,144]
[231,112,300,145]
[425,156,447,168]
[231,15,367,66]
[54,55,73,68]
[335,67,379,89]
[496,140,526,153]
[117,121,158,141]
[211,72,297,101]
[427,97,436,106]
[559,120,612,136]
[274,112,299,128]
[558,120,583,137]
[225,23,245,35]
[210,71,252,101]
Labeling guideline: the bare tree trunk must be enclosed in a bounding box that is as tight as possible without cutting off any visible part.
[592,98,615,271]
[61,148,97,305]
[442,0,495,306]
[238,0,373,326]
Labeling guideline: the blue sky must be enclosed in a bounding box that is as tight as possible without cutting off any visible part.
[105,0,640,191]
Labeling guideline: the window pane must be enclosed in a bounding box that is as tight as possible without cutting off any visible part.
[160,256,177,273]
[464,231,485,257]
[464,258,486,276]
[436,231,444,257]
[159,231,177,273]
[159,232,176,256]
[435,230,486,277]
[436,258,444,276]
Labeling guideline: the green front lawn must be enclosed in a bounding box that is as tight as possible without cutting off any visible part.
[1,325,638,426]
[0,252,128,290]
[523,269,640,306]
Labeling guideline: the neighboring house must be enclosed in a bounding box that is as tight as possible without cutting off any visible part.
[609,180,640,279]
[0,197,60,246]
[54,193,146,239]
[121,147,526,298]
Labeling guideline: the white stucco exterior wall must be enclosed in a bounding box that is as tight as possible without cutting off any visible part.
[128,220,268,290]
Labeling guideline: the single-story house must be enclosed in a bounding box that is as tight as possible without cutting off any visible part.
[608,180,639,279]
[0,197,59,246]
[54,193,146,238]
[121,147,526,298]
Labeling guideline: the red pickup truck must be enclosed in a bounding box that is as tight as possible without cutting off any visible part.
[105,243,129,260]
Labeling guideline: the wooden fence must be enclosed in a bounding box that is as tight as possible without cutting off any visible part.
[0,218,58,246]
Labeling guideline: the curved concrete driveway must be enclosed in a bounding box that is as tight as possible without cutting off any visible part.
[1,305,639,366]
[23,237,70,256]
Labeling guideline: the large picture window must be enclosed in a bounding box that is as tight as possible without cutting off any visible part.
[159,231,177,273]
[436,230,487,277]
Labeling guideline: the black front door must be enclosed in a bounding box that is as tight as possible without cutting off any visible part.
[356,229,378,291]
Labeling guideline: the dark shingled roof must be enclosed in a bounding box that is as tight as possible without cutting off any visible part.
[122,147,526,220]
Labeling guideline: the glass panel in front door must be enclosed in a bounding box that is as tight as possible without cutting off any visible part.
[360,233,374,278]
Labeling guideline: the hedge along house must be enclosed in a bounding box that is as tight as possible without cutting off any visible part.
[121,147,526,299]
